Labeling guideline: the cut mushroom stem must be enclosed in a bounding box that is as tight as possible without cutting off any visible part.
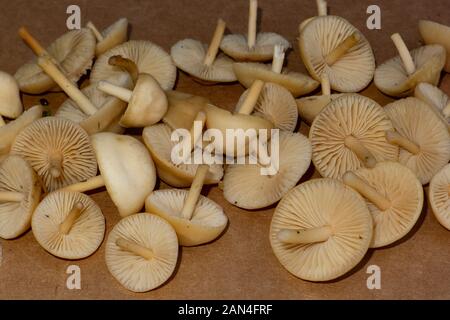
[18,27,47,56]
[277,226,332,244]
[181,111,207,162]
[109,55,139,85]
[0,191,24,202]
[271,44,285,74]
[116,238,154,260]
[204,19,226,66]
[238,79,265,115]
[247,0,258,49]
[62,175,105,193]
[385,130,420,155]
[59,202,84,235]
[325,32,360,66]
[343,171,391,211]
[391,33,416,75]
[86,21,104,42]
[321,74,331,96]
[181,164,209,220]
[317,0,327,16]
[37,56,98,116]
[344,135,377,168]
[49,153,63,178]
[97,81,132,102]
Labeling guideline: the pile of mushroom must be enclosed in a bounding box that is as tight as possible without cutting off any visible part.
[0,0,449,292]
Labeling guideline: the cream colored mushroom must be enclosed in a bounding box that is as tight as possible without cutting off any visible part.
[414,82,450,130]
[0,155,41,239]
[86,18,129,57]
[429,163,450,230]
[32,191,105,259]
[0,71,23,126]
[270,178,373,282]
[163,91,210,130]
[419,20,450,72]
[298,0,328,32]
[105,213,179,292]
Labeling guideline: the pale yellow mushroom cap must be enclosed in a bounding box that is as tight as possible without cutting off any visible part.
[419,20,450,72]
[163,91,209,130]
[429,163,450,230]
[0,71,22,119]
[92,18,129,57]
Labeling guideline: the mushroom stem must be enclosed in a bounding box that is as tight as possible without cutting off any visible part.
[0,116,5,127]
[86,21,104,42]
[109,55,139,85]
[325,32,360,66]
[204,19,226,67]
[59,202,84,235]
[18,27,47,56]
[385,130,420,155]
[0,191,24,202]
[247,0,258,49]
[181,164,209,220]
[277,226,332,244]
[321,74,331,96]
[317,0,327,16]
[391,33,416,76]
[97,81,133,102]
[271,45,285,74]
[116,238,154,260]
[37,56,98,116]
[181,111,207,162]
[62,175,105,193]
[49,153,63,178]
[344,135,377,168]
[238,79,265,115]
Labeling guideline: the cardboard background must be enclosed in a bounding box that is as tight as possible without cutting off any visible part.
[0,0,449,299]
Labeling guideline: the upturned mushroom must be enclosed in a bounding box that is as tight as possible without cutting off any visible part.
[419,20,450,72]
[86,18,129,57]
[171,19,236,83]
[31,191,105,259]
[62,133,156,217]
[270,178,373,282]
[163,91,210,130]
[15,27,95,94]
[0,155,41,239]
[374,33,446,97]
[310,94,398,180]
[298,15,375,92]
[384,97,450,185]
[414,82,450,130]
[0,71,23,126]
[146,165,228,246]
[343,162,423,248]
[429,163,450,230]
[105,213,179,292]
[10,117,97,192]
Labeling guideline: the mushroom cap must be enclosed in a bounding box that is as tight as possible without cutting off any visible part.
[419,20,450,72]
[374,44,446,97]
[95,18,129,57]
[10,117,98,192]
[91,133,156,217]
[31,191,105,259]
[298,15,375,93]
[223,131,312,209]
[296,93,343,125]
[90,40,176,91]
[171,39,236,82]
[15,28,96,94]
[105,213,179,292]
[349,162,424,248]
[414,82,450,127]
[220,32,291,62]
[120,73,168,128]
[0,155,41,239]
[0,71,22,119]
[163,91,209,130]
[142,124,223,188]
[233,62,319,97]
[429,163,450,230]
[310,94,398,180]
[384,97,450,184]
[235,82,298,132]
[270,178,373,282]
[145,189,228,246]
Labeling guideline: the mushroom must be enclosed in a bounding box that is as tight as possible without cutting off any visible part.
[414,82,450,130]
[0,105,43,155]
[223,131,312,209]
[310,94,399,180]
[298,15,375,93]
[90,40,176,91]
[298,0,328,32]
[31,191,105,259]
[419,20,450,72]
[270,178,373,282]
[62,132,156,217]
[163,91,210,130]
[429,163,450,230]
[10,117,97,192]
[0,71,23,126]
[220,0,290,62]
[374,33,446,97]
[343,162,423,248]
[86,18,129,57]
[105,213,179,292]
[146,165,228,246]
[383,97,450,185]
[171,19,236,83]
[142,123,223,188]
[15,27,96,94]
[0,155,41,239]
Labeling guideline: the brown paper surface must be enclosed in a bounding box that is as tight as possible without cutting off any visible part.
[0,0,449,300]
